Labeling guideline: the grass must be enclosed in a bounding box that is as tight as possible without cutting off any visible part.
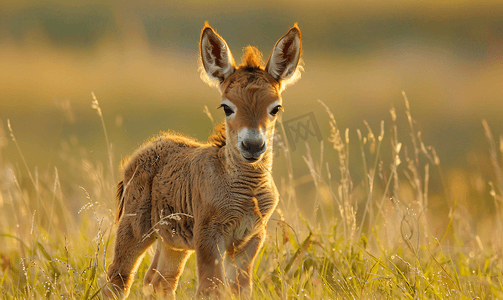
[1,92,503,299]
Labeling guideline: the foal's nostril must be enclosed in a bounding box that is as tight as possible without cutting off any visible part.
[242,140,265,154]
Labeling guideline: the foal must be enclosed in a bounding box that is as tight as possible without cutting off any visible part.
[105,22,302,299]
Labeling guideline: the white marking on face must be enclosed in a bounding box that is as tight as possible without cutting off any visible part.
[238,128,268,144]
[238,127,268,155]
[221,99,237,120]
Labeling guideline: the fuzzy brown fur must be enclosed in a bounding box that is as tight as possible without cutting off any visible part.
[104,23,302,299]
[208,123,227,148]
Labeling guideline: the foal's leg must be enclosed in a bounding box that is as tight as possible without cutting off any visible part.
[194,221,226,296]
[104,216,156,299]
[142,242,161,294]
[143,241,191,299]
[225,230,265,298]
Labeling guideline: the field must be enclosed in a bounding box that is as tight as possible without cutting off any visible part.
[2,94,503,299]
[2,0,503,299]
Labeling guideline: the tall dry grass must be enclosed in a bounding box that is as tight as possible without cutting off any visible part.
[0,93,502,299]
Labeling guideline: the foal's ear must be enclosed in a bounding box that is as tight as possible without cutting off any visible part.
[200,22,236,88]
[266,24,302,87]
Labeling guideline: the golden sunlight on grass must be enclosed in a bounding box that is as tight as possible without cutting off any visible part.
[1,1,503,298]
[1,93,503,298]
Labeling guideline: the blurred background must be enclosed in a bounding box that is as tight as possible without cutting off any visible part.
[1,0,503,244]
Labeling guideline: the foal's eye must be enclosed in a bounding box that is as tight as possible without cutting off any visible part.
[218,104,234,117]
[270,105,283,117]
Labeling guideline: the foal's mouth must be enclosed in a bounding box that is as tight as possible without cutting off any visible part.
[240,153,261,163]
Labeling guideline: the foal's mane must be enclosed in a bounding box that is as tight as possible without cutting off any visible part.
[209,123,226,147]
[240,46,263,69]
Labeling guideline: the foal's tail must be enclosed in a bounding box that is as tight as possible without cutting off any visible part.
[115,180,125,224]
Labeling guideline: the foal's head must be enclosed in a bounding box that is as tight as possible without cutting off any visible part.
[200,23,302,164]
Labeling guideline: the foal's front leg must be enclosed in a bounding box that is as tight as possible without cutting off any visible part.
[194,221,226,296]
[225,230,265,298]
[143,241,191,299]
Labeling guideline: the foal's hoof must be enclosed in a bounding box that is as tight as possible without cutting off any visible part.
[102,284,124,299]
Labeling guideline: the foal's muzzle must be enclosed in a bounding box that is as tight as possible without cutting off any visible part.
[237,128,268,163]
[240,140,266,163]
